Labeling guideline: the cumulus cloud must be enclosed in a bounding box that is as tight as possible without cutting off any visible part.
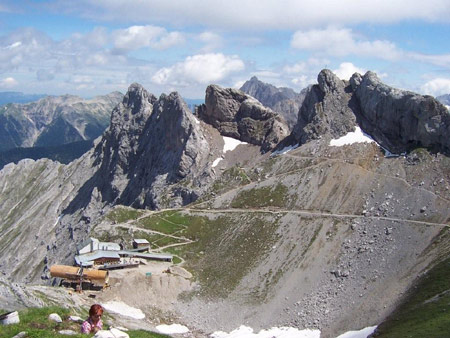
[410,53,450,69]
[333,62,366,80]
[421,78,450,96]
[0,27,144,95]
[112,25,184,51]
[197,32,223,52]
[0,77,18,88]
[291,27,401,60]
[283,58,329,74]
[56,0,450,30]
[152,53,244,86]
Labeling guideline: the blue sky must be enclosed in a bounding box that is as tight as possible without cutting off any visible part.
[0,0,450,99]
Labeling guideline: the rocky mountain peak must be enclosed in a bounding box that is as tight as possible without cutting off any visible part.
[291,69,357,145]
[72,86,213,211]
[352,71,450,154]
[197,84,289,151]
[317,69,346,93]
[291,69,450,155]
[121,82,157,115]
[240,76,305,130]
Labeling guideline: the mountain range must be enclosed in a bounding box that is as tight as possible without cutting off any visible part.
[0,91,46,105]
[0,70,449,337]
[0,92,123,152]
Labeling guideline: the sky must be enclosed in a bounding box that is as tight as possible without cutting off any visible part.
[0,0,450,99]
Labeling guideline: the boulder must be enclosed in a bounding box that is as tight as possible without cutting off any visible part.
[48,313,62,323]
[197,84,289,151]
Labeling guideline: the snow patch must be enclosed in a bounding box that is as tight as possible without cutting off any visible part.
[212,158,223,167]
[101,301,145,319]
[335,325,377,338]
[223,136,247,153]
[210,325,320,338]
[445,105,450,111]
[94,329,129,338]
[272,144,299,156]
[156,324,189,334]
[193,115,201,124]
[330,127,375,146]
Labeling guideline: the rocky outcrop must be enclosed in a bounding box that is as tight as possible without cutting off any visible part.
[291,69,450,155]
[68,83,214,211]
[197,85,289,152]
[0,92,123,151]
[240,76,306,130]
[351,71,450,154]
[292,69,357,145]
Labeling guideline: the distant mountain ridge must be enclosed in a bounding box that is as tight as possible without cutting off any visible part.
[437,93,450,106]
[0,91,46,105]
[0,140,94,170]
[240,76,307,130]
[0,92,123,152]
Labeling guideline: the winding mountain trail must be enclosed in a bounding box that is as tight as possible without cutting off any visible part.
[282,152,450,204]
[186,207,450,228]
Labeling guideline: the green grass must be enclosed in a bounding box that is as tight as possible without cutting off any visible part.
[176,212,281,299]
[230,183,289,208]
[138,213,185,234]
[0,306,169,338]
[374,257,450,337]
[106,207,145,223]
[193,166,252,204]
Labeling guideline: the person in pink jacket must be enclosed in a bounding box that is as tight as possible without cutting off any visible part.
[81,304,103,334]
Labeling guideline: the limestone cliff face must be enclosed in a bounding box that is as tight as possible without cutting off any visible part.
[240,76,306,130]
[291,69,450,155]
[197,84,289,152]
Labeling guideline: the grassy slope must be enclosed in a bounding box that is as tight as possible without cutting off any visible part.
[373,256,450,337]
[0,306,168,338]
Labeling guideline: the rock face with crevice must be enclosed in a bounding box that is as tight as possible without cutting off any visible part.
[197,84,289,152]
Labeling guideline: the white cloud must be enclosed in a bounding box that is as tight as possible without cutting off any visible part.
[421,78,450,96]
[283,58,329,74]
[0,77,18,88]
[197,32,223,52]
[333,62,366,80]
[291,75,312,89]
[233,80,246,89]
[112,25,184,51]
[410,53,450,69]
[291,27,401,60]
[152,53,244,85]
[61,1,450,30]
